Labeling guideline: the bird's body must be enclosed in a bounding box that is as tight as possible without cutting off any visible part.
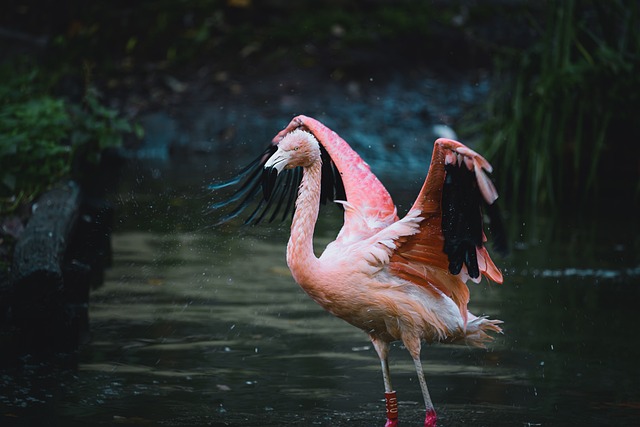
[212,115,505,427]
[286,160,496,348]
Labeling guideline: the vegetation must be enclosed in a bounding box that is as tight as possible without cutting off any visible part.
[476,0,640,210]
[1,0,637,216]
[0,63,141,214]
[0,0,464,216]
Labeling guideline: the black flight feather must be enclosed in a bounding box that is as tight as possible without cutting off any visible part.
[320,145,334,205]
[209,145,276,192]
[209,139,345,226]
[253,169,291,225]
[262,166,278,202]
[441,162,483,278]
[268,170,295,223]
[281,168,302,222]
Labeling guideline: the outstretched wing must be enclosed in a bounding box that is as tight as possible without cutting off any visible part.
[209,140,344,226]
[211,115,398,236]
[274,115,398,239]
[388,138,506,323]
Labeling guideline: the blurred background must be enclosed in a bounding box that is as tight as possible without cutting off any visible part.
[1,1,639,426]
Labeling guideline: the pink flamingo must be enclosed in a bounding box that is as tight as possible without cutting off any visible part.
[212,115,506,426]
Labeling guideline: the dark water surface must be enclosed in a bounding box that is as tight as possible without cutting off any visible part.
[2,156,639,427]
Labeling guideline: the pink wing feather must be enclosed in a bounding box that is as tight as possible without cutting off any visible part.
[388,138,503,324]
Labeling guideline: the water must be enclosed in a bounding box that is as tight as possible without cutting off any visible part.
[1,156,639,426]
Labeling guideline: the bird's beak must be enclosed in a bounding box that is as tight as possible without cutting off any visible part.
[264,147,288,174]
[262,147,288,201]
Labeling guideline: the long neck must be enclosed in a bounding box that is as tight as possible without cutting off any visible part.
[286,160,322,282]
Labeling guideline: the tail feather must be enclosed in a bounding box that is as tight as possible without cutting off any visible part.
[458,315,503,348]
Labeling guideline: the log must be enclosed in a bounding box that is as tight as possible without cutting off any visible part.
[11,181,81,287]
[8,180,82,357]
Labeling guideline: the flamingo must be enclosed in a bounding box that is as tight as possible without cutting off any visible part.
[211,115,506,427]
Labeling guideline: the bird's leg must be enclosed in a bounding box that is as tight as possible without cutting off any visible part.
[411,353,437,427]
[371,337,398,427]
[381,359,398,427]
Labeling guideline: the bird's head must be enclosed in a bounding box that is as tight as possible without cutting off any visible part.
[265,129,321,172]
[262,129,321,201]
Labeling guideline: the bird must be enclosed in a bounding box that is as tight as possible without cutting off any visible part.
[210,115,506,427]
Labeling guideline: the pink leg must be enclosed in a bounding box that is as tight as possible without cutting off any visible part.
[412,355,437,427]
[404,336,437,427]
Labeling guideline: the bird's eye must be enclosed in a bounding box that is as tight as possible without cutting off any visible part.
[294,147,299,151]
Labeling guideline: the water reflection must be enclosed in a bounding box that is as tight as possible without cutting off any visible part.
[1,157,639,426]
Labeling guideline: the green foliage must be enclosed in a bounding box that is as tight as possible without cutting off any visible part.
[477,0,640,209]
[0,67,141,213]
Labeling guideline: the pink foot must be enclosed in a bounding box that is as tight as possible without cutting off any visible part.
[424,409,437,427]
[384,391,398,427]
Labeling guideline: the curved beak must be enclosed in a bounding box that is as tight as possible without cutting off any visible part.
[264,147,288,173]
[262,147,288,201]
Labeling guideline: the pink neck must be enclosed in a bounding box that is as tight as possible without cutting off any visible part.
[286,161,322,281]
